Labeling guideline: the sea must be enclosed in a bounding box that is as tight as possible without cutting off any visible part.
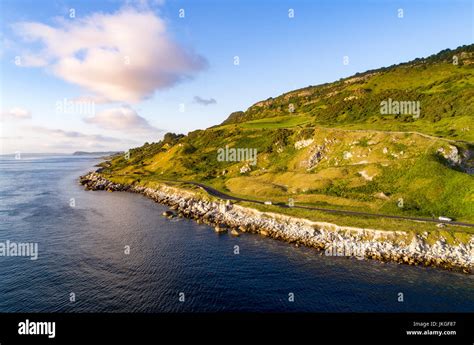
[0,154,472,312]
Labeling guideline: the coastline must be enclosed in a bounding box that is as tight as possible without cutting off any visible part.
[79,171,473,274]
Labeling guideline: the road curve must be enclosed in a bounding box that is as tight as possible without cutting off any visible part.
[169,180,474,228]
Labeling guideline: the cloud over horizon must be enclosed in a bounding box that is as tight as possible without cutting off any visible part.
[6,125,139,153]
[1,107,31,120]
[84,106,161,133]
[26,126,124,142]
[13,8,207,103]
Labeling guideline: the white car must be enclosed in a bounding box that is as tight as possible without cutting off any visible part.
[438,216,452,222]
[264,201,272,205]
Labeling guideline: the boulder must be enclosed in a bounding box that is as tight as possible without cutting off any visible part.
[214,226,227,234]
[162,210,175,218]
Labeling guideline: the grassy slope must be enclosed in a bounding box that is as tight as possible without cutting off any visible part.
[101,45,474,236]
[225,45,474,141]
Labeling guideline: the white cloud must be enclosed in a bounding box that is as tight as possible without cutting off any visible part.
[71,95,111,104]
[13,8,207,102]
[84,106,160,133]
[26,126,123,142]
[1,107,31,120]
[20,55,50,67]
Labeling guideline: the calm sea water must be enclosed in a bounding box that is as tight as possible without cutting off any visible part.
[0,154,472,312]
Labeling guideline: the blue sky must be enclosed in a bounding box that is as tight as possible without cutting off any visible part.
[0,0,472,153]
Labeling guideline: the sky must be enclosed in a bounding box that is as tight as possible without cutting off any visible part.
[0,0,472,154]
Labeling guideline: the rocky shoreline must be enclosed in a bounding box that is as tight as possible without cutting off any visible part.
[80,172,473,274]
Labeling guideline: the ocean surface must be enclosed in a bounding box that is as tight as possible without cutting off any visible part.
[0,154,473,312]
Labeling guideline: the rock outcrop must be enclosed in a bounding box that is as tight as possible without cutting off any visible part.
[437,145,474,174]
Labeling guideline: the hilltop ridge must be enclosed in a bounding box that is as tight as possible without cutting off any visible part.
[221,45,473,140]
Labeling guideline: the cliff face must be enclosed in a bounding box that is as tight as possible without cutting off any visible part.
[80,172,473,274]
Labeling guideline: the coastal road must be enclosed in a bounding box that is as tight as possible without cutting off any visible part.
[168,180,474,228]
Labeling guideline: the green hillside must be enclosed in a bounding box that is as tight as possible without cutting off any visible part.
[100,45,474,231]
[224,44,474,141]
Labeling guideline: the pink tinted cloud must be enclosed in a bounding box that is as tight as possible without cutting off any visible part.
[14,8,207,103]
